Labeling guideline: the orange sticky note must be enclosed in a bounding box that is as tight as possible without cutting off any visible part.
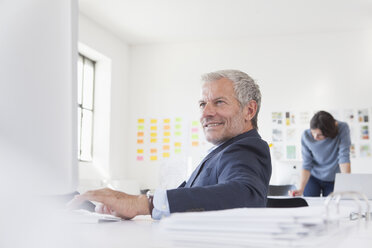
[137,139,144,144]
[137,132,144,137]
[163,145,170,150]
[137,149,144,154]
[164,125,171,130]
[192,141,199,147]
[150,148,157,153]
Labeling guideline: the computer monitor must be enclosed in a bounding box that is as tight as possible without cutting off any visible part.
[0,0,78,196]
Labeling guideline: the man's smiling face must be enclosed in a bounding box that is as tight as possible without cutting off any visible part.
[199,78,250,145]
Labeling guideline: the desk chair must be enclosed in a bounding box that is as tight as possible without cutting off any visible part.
[266,197,309,208]
[268,184,296,196]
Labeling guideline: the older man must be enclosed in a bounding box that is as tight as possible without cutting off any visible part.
[70,70,271,219]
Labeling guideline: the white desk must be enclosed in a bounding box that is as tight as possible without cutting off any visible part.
[33,199,371,248]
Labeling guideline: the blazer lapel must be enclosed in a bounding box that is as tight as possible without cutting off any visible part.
[184,129,259,188]
[185,142,228,187]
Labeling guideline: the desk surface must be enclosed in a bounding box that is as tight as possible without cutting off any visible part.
[52,198,372,248]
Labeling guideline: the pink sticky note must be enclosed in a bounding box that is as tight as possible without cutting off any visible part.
[137,156,144,161]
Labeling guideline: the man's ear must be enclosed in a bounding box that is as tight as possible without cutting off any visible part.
[244,100,257,122]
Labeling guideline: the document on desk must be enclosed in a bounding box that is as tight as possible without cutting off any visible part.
[67,209,122,223]
[158,206,357,248]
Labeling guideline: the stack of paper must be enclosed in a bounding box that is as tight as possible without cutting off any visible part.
[157,206,356,248]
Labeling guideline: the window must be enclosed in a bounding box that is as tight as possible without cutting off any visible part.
[77,54,95,161]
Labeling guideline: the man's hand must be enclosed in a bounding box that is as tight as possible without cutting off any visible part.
[67,188,150,220]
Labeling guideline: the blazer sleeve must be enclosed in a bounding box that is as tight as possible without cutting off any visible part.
[166,139,271,213]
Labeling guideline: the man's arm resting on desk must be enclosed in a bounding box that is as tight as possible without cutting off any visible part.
[68,188,150,220]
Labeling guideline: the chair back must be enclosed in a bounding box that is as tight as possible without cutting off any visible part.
[268,184,296,196]
[266,197,308,208]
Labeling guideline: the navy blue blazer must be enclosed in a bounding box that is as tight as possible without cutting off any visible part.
[167,129,272,213]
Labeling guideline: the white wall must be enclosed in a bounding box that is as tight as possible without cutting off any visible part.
[78,14,130,182]
[127,30,372,188]
[0,0,78,194]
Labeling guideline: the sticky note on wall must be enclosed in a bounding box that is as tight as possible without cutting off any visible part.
[150,155,157,161]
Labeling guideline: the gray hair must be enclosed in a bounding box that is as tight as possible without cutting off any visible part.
[201,69,261,129]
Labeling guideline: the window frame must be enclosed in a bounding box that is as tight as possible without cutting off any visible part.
[78,53,96,162]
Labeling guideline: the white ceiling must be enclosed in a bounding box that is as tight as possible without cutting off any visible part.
[79,0,372,45]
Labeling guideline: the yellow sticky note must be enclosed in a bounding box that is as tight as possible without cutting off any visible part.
[151,119,157,124]
[150,126,157,131]
[163,119,170,123]
[163,138,170,143]
[138,119,145,124]
[150,156,157,161]
[163,152,170,158]
[163,131,171,136]
[150,138,157,143]
[174,142,181,147]
[137,149,144,154]
[150,132,157,137]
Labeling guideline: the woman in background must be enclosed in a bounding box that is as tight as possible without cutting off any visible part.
[290,111,351,197]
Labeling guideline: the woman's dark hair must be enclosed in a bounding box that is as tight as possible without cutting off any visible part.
[310,111,338,138]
